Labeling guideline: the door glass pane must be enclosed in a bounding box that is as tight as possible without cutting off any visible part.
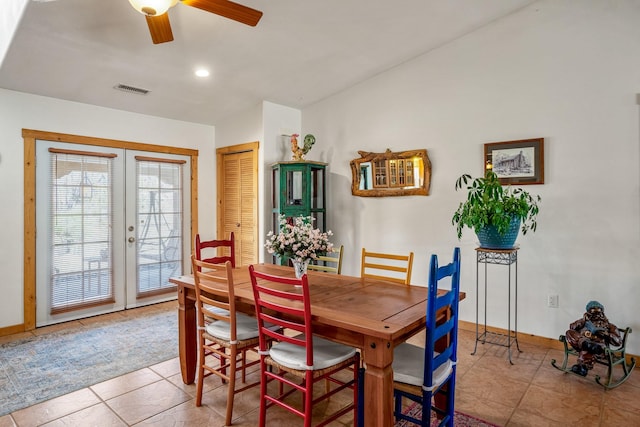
[286,170,303,206]
[311,167,324,209]
[49,152,114,313]
[136,160,183,296]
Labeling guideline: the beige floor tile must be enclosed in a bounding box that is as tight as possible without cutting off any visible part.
[90,368,163,401]
[515,384,601,426]
[148,357,181,379]
[165,373,199,397]
[472,352,542,383]
[40,403,126,427]
[602,380,640,417]
[619,363,639,388]
[457,364,529,408]
[0,332,33,345]
[11,388,100,427]
[532,357,604,400]
[506,408,568,426]
[105,380,190,425]
[600,404,640,427]
[121,302,177,319]
[78,312,127,327]
[454,388,513,426]
[31,320,84,336]
[136,400,226,427]
[0,415,16,427]
[198,371,263,421]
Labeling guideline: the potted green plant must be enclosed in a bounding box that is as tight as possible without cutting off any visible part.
[451,170,541,248]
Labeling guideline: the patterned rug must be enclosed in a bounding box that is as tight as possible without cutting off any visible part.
[397,402,500,426]
[0,308,178,416]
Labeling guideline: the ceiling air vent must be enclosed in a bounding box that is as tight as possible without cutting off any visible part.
[113,84,150,95]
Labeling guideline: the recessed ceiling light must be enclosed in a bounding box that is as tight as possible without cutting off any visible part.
[195,69,210,78]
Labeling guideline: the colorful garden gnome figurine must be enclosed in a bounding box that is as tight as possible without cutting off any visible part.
[565,301,621,376]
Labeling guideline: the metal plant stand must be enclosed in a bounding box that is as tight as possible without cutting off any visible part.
[472,247,522,364]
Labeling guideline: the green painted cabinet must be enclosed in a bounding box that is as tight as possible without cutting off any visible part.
[271,161,327,264]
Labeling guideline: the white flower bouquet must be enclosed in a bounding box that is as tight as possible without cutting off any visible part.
[265,215,333,263]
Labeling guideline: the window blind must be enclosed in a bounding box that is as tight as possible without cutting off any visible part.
[135,158,183,297]
[49,148,115,314]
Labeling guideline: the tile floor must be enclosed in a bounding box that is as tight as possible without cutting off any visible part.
[0,302,638,427]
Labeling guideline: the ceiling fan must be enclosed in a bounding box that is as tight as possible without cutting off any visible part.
[128,0,263,44]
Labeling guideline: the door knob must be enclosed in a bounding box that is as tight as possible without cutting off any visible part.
[236,223,240,227]
[128,237,135,243]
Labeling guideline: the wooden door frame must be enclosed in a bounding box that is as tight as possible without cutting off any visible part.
[20,129,199,333]
[216,142,259,265]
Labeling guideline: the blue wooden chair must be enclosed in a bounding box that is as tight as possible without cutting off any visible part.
[392,247,461,427]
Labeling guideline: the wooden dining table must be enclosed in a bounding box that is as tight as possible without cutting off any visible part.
[170,263,463,427]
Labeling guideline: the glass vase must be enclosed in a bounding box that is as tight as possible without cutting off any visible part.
[292,259,310,279]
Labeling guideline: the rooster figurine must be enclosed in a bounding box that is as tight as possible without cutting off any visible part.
[290,133,316,161]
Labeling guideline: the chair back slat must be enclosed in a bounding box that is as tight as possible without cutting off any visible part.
[195,232,236,268]
[308,244,344,274]
[191,256,236,339]
[361,248,414,285]
[249,266,314,367]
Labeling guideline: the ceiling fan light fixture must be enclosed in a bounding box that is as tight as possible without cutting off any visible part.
[128,0,178,16]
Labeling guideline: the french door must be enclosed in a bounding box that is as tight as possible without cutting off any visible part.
[35,141,190,326]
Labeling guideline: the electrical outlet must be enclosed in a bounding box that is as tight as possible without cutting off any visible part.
[547,294,559,308]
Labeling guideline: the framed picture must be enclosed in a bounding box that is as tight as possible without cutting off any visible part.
[484,138,544,185]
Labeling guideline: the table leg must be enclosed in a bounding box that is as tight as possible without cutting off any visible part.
[361,336,394,427]
[178,285,197,384]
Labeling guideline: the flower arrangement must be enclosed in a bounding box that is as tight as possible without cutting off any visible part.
[265,215,333,263]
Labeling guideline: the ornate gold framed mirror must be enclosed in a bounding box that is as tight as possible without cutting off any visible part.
[350,149,431,197]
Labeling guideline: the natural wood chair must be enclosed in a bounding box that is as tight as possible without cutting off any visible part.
[249,265,360,427]
[393,247,462,427]
[195,232,235,268]
[191,256,260,426]
[307,244,344,274]
[360,248,414,285]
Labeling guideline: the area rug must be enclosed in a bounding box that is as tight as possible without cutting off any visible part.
[396,402,501,426]
[0,308,178,416]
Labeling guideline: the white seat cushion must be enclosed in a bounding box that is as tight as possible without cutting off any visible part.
[269,335,357,371]
[205,312,261,341]
[392,342,453,389]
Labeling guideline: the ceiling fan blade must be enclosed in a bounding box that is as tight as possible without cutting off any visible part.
[145,13,174,44]
[181,0,263,26]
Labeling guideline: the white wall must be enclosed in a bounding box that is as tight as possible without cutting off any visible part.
[0,88,215,328]
[216,101,302,263]
[302,0,640,354]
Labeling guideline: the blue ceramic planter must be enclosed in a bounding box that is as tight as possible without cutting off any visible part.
[475,217,521,249]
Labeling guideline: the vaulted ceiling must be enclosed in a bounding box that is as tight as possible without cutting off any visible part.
[0,0,535,125]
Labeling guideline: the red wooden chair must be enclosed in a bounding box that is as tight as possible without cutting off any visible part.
[249,265,360,427]
[195,232,235,268]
